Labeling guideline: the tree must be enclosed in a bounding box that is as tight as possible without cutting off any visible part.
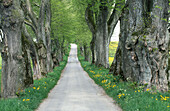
[71,0,126,68]
[110,0,169,91]
[0,0,33,98]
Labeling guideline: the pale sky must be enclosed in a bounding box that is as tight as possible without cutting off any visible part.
[111,21,120,41]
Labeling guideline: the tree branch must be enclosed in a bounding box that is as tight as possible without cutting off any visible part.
[24,20,38,37]
[107,0,128,41]
[26,0,38,29]
[85,4,96,33]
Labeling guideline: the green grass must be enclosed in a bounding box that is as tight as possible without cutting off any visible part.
[0,47,70,111]
[78,55,170,111]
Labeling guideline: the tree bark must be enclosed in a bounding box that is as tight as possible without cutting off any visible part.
[38,0,47,45]
[22,24,42,79]
[95,2,109,68]
[46,0,53,72]
[0,0,27,98]
[51,38,60,67]
[21,34,33,87]
[90,33,96,64]
[85,0,126,68]
[84,44,91,62]
[110,0,169,91]
[37,40,47,76]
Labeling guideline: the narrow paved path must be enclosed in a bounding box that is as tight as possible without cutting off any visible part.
[37,44,122,111]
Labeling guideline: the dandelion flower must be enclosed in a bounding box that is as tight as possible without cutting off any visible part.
[37,87,40,90]
[33,87,36,89]
[23,99,25,101]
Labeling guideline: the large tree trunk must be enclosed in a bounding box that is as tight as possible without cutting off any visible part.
[37,40,47,76]
[90,33,96,64]
[84,44,91,62]
[85,0,126,68]
[110,0,169,91]
[46,0,53,72]
[109,5,131,80]
[22,24,42,79]
[21,34,33,87]
[51,39,59,67]
[95,2,109,68]
[38,0,47,45]
[60,36,65,61]
[0,0,27,98]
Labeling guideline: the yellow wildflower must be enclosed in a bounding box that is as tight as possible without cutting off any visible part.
[26,99,30,101]
[23,99,25,101]
[33,87,36,89]
[37,87,40,90]
[146,89,149,91]
[113,85,116,88]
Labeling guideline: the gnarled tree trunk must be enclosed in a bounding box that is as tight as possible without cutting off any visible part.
[0,0,29,98]
[84,44,91,62]
[37,40,47,76]
[21,34,33,87]
[22,24,42,79]
[95,3,109,68]
[110,0,169,91]
[46,0,53,72]
[85,0,126,68]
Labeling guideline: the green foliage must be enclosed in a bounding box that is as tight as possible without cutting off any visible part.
[78,54,170,111]
[51,0,91,46]
[0,48,70,111]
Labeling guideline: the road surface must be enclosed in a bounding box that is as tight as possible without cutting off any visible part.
[36,44,122,111]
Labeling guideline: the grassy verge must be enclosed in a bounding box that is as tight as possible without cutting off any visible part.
[0,47,70,111]
[78,55,170,111]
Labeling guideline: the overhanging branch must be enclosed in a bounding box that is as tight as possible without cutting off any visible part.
[107,0,129,40]
[85,4,96,33]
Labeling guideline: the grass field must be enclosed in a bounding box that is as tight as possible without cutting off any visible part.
[78,55,170,111]
[109,42,118,65]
